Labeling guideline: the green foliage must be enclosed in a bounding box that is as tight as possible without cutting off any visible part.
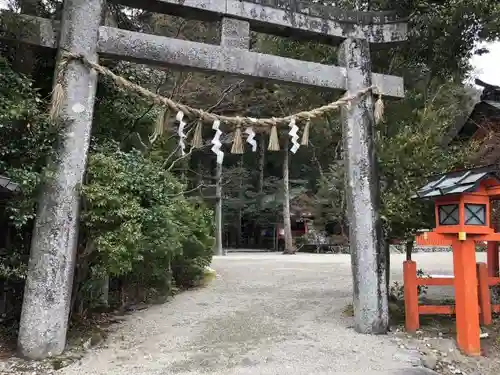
[377,82,477,240]
[0,57,57,282]
[341,0,500,80]
[314,82,477,241]
[1,0,498,322]
[390,269,428,301]
[0,55,214,321]
[316,161,345,229]
[81,146,214,293]
[394,0,500,79]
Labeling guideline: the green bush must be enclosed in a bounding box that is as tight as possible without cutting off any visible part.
[0,57,214,321]
[80,146,214,304]
[0,57,56,281]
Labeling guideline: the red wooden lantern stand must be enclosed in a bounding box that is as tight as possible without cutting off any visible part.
[407,167,500,356]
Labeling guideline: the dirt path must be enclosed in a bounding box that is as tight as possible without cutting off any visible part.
[54,253,448,375]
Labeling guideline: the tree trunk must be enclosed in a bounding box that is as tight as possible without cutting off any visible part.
[282,137,295,254]
[96,275,109,308]
[405,239,414,261]
[385,238,391,297]
[196,158,203,187]
[214,162,224,256]
[257,135,266,247]
[258,135,266,205]
[237,159,243,248]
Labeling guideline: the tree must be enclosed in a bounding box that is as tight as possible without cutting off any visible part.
[2,0,498,331]
[0,20,216,326]
[377,81,477,242]
[282,137,295,254]
[314,80,478,295]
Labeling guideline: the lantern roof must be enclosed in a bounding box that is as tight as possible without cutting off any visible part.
[0,174,20,194]
[414,165,500,199]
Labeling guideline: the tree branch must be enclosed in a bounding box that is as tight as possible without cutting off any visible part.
[166,183,206,198]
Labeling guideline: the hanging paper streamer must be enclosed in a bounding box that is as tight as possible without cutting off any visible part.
[244,127,257,152]
[288,117,300,154]
[211,119,224,164]
[176,110,187,155]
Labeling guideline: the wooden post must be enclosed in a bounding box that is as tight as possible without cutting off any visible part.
[487,217,499,277]
[403,260,419,332]
[487,241,499,277]
[452,239,480,356]
[477,262,492,326]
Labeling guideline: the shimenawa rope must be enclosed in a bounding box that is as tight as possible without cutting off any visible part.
[49,51,385,132]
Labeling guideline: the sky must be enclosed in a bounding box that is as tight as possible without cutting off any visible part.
[469,41,500,87]
[0,0,498,87]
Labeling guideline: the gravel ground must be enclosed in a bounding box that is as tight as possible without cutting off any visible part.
[45,252,469,375]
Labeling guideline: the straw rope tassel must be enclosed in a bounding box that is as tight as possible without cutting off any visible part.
[231,124,244,154]
[301,118,310,146]
[49,60,68,122]
[192,119,204,148]
[268,125,280,151]
[374,93,385,124]
[152,108,168,140]
[158,108,170,134]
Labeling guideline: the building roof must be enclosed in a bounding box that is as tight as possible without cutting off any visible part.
[443,79,500,145]
[484,100,500,111]
[414,165,500,199]
[0,175,20,194]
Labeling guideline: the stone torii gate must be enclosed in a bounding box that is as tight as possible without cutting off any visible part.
[2,0,406,359]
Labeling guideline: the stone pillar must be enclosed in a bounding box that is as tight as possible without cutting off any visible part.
[338,38,388,334]
[221,17,250,50]
[18,0,104,360]
[214,17,250,256]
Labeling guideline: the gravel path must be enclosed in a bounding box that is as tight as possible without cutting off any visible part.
[55,252,465,375]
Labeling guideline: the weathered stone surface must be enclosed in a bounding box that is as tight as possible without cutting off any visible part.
[213,17,250,257]
[0,12,58,48]
[245,0,403,24]
[422,353,438,370]
[338,38,388,334]
[221,17,250,50]
[227,0,407,44]
[98,26,404,97]
[110,0,408,44]
[17,0,104,360]
[4,15,405,97]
